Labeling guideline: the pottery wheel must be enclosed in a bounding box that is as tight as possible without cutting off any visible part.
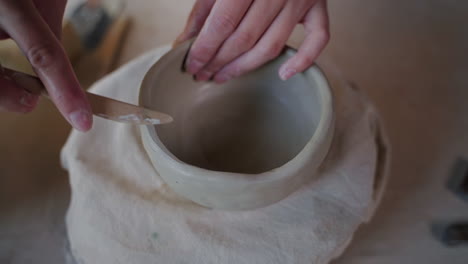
[61,46,389,264]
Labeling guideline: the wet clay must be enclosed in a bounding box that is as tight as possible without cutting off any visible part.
[139,41,333,209]
[142,50,320,174]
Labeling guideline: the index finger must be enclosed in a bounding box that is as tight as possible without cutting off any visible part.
[185,0,253,75]
[0,0,92,131]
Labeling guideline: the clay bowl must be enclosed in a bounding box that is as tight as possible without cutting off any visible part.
[139,41,334,210]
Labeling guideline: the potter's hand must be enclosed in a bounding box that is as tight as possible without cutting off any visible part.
[176,0,329,83]
[0,0,92,132]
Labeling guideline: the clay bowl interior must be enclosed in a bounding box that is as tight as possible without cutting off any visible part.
[139,42,333,210]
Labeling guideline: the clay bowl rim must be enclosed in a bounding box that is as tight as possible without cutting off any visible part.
[139,41,334,183]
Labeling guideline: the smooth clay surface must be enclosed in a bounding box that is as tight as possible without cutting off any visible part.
[144,49,319,174]
[140,41,334,210]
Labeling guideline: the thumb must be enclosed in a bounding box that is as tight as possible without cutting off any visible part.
[0,0,92,131]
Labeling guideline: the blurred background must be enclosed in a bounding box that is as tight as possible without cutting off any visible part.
[1,0,467,263]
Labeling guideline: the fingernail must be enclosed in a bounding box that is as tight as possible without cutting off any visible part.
[20,92,38,107]
[186,58,204,74]
[173,35,184,47]
[214,73,232,84]
[279,67,297,81]
[69,109,92,132]
[196,70,212,82]
[174,33,190,48]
